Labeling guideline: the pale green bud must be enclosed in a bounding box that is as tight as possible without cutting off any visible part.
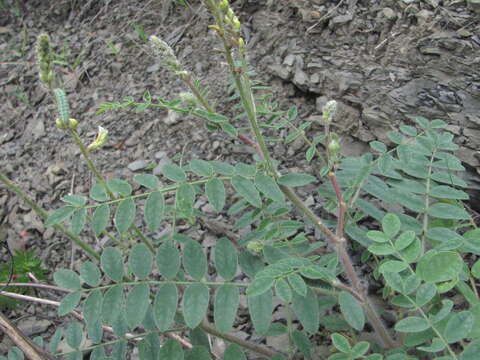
[227,7,234,19]
[68,118,79,129]
[232,16,241,31]
[179,92,197,107]
[322,100,337,124]
[87,126,108,152]
[220,0,229,10]
[55,118,67,129]
[36,33,54,88]
[247,241,263,255]
[149,35,182,72]
[327,138,341,155]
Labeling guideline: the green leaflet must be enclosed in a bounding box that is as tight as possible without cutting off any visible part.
[70,207,87,234]
[416,251,463,283]
[156,241,181,280]
[189,159,214,177]
[53,269,81,291]
[58,292,81,316]
[223,344,246,360]
[205,178,226,212]
[254,173,285,203]
[129,243,153,280]
[125,283,150,329]
[154,284,178,331]
[183,239,207,280]
[292,288,320,333]
[214,237,237,281]
[83,289,103,326]
[133,174,160,189]
[395,316,430,332]
[66,321,83,349]
[214,284,240,333]
[107,178,132,196]
[101,247,124,282]
[162,164,186,183]
[183,283,209,329]
[248,289,272,335]
[231,175,262,208]
[102,285,124,325]
[45,206,76,227]
[92,203,110,236]
[114,197,136,234]
[144,191,165,232]
[159,339,184,360]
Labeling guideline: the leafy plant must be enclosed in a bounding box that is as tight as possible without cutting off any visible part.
[0,0,479,359]
[0,249,48,309]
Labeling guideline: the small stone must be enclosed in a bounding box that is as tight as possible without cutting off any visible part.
[416,9,433,24]
[202,203,216,213]
[283,54,296,67]
[293,69,309,88]
[17,318,51,336]
[163,110,180,125]
[382,7,397,20]
[153,156,172,175]
[310,73,320,83]
[330,13,353,26]
[268,64,291,80]
[468,0,480,15]
[127,160,149,172]
[154,151,168,160]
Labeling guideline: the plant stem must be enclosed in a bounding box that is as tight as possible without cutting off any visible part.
[280,184,397,348]
[68,128,114,199]
[0,172,99,260]
[200,320,280,358]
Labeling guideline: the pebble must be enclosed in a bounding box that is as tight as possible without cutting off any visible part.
[127,160,149,171]
[163,109,181,125]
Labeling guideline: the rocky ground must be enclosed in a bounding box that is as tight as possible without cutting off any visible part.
[0,0,479,358]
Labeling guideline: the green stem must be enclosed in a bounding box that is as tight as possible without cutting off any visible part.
[406,295,458,360]
[0,171,99,260]
[421,149,436,256]
[200,320,279,358]
[68,129,114,199]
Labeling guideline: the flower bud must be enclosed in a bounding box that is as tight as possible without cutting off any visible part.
[87,126,108,152]
[149,35,182,72]
[246,241,263,255]
[179,92,197,107]
[327,138,341,155]
[227,7,234,19]
[36,33,54,88]
[55,118,67,129]
[322,100,337,124]
[220,0,229,10]
[232,16,241,31]
[68,118,79,129]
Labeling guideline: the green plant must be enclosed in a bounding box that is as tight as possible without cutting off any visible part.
[0,0,479,359]
[0,249,48,309]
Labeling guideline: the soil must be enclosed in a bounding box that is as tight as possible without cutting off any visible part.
[0,0,479,358]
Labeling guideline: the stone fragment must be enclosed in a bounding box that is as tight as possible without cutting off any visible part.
[268,64,291,80]
[293,68,309,88]
[163,109,180,125]
[382,7,397,21]
[127,160,149,171]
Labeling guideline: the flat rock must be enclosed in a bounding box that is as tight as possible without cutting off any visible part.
[127,160,149,171]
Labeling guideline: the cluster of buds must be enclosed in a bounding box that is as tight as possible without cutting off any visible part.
[219,0,241,32]
[55,118,78,130]
[179,92,197,108]
[87,126,109,152]
[36,33,55,89]
[322,100,337,125]
[149,36,189,79]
